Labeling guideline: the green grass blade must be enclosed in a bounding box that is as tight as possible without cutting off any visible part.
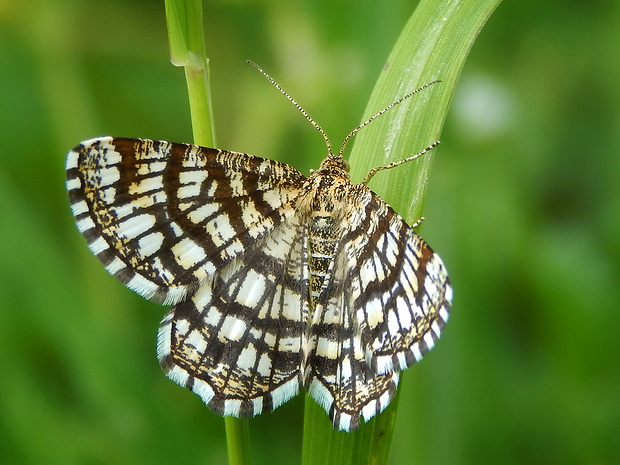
[225,418,253,465]
[164,0,215,147]
[164,1,251,464]
[302,0,501,464]
[349,0,502,221]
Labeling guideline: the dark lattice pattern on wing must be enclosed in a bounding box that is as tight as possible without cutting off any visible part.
[157,216,309,417]
[66,137,304,305]
[67,136,452,432]
[346,191,451,374]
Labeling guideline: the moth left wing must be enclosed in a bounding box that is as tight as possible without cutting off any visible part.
[66,137,305,304]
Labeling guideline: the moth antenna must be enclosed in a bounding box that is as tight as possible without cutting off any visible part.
[338,80,440,158]
[362,141,440,185]
[248,61,334,157]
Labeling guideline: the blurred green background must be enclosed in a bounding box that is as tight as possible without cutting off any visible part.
[1,1,619,464]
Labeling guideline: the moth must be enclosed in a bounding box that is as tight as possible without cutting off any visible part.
[66,64,452,431]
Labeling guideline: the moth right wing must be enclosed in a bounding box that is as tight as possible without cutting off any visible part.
[66,137,305,304]
[157,214,310,418]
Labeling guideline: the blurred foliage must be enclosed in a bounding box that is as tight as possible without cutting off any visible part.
[1,1,619,464]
